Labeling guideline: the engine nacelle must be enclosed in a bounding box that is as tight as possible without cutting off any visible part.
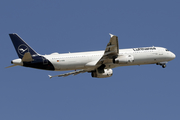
[91,69,113,78]
[113,55,134,64]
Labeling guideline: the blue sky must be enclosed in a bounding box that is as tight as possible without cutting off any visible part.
[1,0,180,120]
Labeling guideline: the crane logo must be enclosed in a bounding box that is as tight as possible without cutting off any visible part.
[18,44,29,56]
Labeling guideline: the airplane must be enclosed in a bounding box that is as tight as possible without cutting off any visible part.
[7,33,176,78]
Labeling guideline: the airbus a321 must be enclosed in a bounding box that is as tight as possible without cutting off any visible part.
[7,33,176,78]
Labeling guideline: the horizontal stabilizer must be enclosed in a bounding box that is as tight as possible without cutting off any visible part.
[5,64,18,68]
[22,52,33,62]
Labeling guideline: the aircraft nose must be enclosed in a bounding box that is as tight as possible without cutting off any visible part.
[171,52,176,59]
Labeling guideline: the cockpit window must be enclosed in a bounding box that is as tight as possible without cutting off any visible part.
[165,49,169,51]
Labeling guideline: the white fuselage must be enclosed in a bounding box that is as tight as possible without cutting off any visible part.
[8,33,176,78]
[44,47,176,71]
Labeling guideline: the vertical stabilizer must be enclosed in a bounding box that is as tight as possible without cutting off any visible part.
[9,33,38,58]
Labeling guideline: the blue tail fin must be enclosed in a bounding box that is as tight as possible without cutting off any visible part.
[9,33,38,58]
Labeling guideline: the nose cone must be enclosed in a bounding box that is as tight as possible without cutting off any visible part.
[171,52,176,60]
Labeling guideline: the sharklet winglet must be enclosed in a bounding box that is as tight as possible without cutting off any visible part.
[109,33,114,38]
[48,75,52,79]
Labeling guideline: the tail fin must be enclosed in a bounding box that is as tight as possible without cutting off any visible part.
[9,33,38,58]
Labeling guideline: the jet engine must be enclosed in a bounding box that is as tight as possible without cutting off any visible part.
[91,69,113,78]
[113,55,134,64]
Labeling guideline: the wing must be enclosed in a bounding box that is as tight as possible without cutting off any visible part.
[48,33,119,78]
[48,70,87,79]
[96,33,119,65]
